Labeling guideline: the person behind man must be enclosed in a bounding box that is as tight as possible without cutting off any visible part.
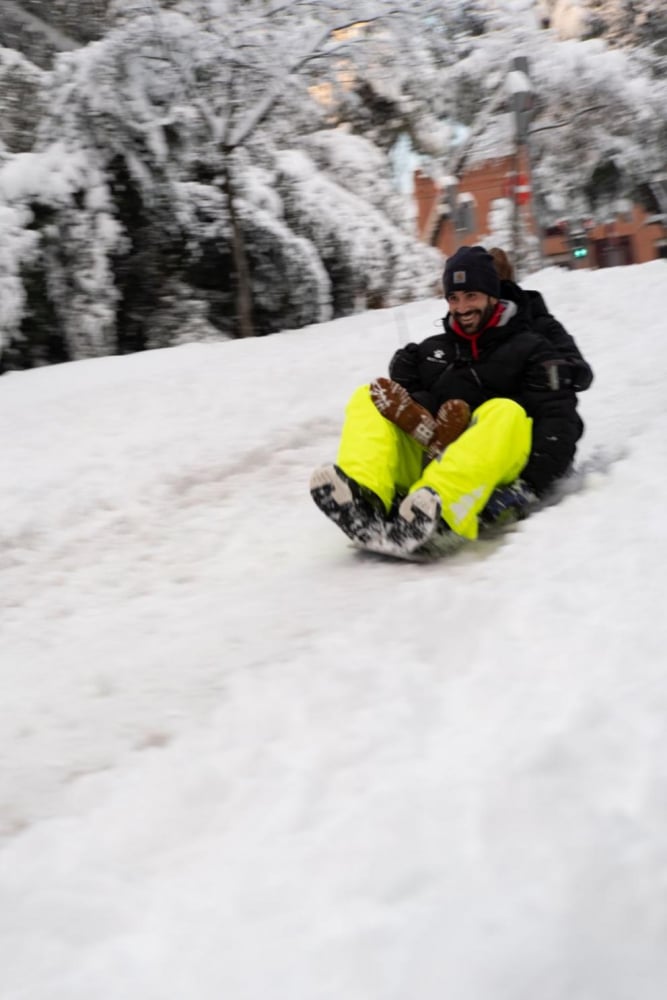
[310,245,588,555]
[489,246,593,392]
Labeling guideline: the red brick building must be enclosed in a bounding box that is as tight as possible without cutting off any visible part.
[415,155,667,269]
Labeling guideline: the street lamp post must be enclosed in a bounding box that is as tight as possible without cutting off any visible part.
[506,57,544,272]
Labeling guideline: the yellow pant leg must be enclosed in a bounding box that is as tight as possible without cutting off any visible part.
[414,398,533,540]
[336,384,424,512]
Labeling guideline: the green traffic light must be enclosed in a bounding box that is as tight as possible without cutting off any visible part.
[572,247,588,258]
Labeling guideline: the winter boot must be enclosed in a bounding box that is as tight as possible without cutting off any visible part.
[479,479,537,530]
[387,487,443,553]
[310,464,386,543]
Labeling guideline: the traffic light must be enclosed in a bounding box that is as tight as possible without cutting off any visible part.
[572,246,588,259]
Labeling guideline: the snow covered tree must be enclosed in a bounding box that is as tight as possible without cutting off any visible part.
[0,46,46,154]
[7,0,109,46]
[0,1,84,69]
[429,8,667,237]
[1,0,665,371]
[276,138,440,315]
[0,0,445,367]
[0,143,125,365]
[565,0,667,57]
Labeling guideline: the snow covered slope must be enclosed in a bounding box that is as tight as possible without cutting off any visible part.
[2,260,667,999]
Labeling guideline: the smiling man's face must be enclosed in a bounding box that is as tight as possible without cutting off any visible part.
[446,290,496,334]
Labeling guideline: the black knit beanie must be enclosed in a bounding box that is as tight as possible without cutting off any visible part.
[443,245,500,299]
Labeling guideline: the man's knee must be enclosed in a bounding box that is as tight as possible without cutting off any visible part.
[349,383,372,402]
[473,397,528,425]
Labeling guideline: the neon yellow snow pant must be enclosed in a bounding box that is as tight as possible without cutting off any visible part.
[336,385,532,540]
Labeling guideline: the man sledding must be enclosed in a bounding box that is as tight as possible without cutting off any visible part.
[310,245,592,557]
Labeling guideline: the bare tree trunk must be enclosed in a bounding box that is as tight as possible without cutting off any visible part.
[222,154,255,339]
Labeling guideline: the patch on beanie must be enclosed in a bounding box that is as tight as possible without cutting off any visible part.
[453,270,466,284]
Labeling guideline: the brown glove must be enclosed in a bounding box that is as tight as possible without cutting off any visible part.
[426,398,471,460]
[369,378,470,457]
[370,377,436,446]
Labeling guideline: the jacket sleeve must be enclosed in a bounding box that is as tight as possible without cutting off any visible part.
[389,344,421,393]
[388,344,439,412]
[519,352,584,495]
[532,301,594,392]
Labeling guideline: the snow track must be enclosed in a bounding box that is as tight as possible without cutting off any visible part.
[3,267,667,999]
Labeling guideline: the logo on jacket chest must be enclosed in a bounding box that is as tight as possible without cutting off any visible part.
[426,348,448,364]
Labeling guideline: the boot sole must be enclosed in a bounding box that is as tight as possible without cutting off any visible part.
[389,489,442,553]
[310,466,379,543]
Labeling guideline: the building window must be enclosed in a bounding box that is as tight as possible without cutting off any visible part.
[456,195,476,233]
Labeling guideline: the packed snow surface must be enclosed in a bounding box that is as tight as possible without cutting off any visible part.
[2,261,667,999]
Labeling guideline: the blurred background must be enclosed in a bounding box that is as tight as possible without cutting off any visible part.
[0,0,665,369]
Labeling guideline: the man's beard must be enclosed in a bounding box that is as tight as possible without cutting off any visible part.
[452,301,496,334]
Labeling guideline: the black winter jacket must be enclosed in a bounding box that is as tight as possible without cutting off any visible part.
[507,281,594,392]
[388,294,586,496]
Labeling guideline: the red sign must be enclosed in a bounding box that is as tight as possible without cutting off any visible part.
[505,171,531,205]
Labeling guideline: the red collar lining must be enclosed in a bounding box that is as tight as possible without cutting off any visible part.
[451,301,504,359]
